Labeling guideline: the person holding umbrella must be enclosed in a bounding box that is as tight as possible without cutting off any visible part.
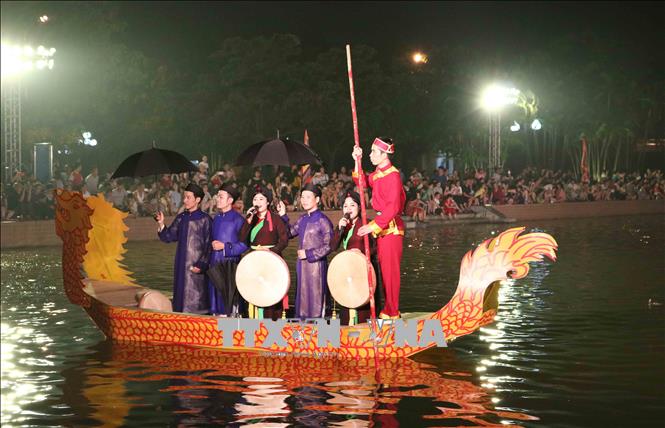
[156,182,212,314]
[207,184,248,317]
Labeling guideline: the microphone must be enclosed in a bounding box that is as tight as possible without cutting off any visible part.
[246,205,259,219]
[340,212,351,230]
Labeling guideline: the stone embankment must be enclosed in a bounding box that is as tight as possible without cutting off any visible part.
[492,199,663,221]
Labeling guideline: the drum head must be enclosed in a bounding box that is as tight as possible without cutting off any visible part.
[327,249,376,308]
[236,250,290,307]
[137,290,173,312]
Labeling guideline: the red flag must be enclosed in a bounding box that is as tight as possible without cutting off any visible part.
[300,129,313,186]
[580,136,590,183]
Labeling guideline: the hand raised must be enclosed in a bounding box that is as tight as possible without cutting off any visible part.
[277,200,286,216]
[357,224,372,237]
[352,146,363,160]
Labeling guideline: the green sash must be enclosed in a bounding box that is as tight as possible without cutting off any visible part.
[342,223,356,250]
[250,219,264,243]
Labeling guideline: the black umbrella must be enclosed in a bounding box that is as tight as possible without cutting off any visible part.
[111,145,198,179]
[235,138,322,167]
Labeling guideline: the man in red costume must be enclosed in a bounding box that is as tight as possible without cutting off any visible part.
[352,137,406,319]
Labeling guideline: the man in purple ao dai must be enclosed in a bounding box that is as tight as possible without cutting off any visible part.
[156,182,212,314]
[278,184,333,319]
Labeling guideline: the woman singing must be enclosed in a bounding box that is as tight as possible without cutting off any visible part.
[330,191,382,325]
[239,185,288,320]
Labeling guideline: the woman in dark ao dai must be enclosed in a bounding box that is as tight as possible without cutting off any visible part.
[239,185,288,320]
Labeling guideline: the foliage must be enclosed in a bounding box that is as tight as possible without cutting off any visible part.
[3,3,663,176]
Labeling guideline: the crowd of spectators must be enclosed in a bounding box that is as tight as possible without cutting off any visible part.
[402,166,663,220]
[1,155,663,222]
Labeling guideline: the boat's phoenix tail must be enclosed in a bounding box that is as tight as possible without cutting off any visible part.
[434,227,558,341]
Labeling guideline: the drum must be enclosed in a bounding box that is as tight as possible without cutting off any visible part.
[136,290,173,312]
[236,250,290,307]
[327,249,376,309]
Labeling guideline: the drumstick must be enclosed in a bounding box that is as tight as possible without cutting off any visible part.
[346,44,377,325]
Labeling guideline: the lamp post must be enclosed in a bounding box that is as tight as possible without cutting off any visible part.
[79,131,98,147]
[510,118,543,169]
[77,131,99,169]
[1,42,56,181]
[480,84,519,170]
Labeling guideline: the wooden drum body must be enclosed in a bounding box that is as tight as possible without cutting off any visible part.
[236,250,290,307]
[327,249,376,309]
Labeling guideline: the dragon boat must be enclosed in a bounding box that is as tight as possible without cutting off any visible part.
[55,189,557,359]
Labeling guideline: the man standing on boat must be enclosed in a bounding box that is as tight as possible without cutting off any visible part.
[208,183,248,317]
[156,182,212,314]
[352,137,406,320]
[278,184,334,319]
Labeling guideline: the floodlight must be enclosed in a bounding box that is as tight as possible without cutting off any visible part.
[481,84,520,112]
[1,42,56,79]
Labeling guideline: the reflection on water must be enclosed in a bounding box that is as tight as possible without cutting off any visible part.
[51,341,534,427]
[2,215,664,426]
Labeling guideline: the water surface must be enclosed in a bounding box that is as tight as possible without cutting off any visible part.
[2,215,664,427]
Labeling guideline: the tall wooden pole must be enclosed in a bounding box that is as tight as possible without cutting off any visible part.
[346,45,376,322]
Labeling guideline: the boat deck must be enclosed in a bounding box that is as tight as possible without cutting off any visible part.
[82,278,433,323]
[83,279,144,307]
[401,312,430,320]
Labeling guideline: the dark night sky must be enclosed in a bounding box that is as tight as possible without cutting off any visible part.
[2,1,663,68]
[114,1,664,66]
